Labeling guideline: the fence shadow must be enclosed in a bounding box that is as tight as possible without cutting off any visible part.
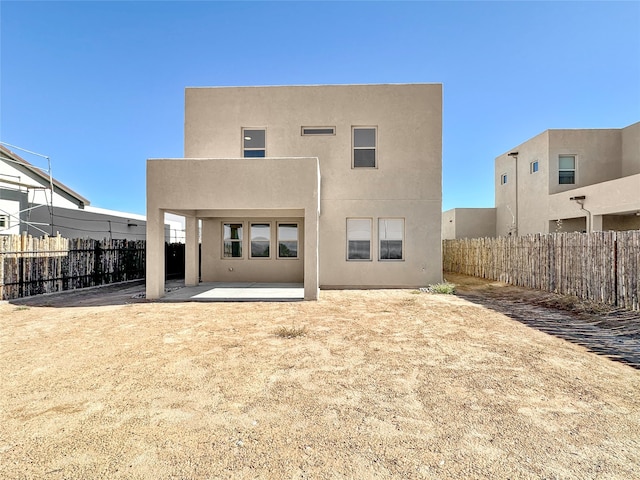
[8,280,151,308]
[455,289,640,370]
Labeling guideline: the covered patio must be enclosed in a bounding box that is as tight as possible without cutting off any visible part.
[146,157,320,300]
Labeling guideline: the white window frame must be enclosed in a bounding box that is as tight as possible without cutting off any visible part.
[500,173,508,185]
[346,218,372,261]
[242,127,266,158]
[277,222,299,259]
[222,222,244,259]
[558,155,576,185]
[378,218,404,261]
[530,160,539,174]
[249,222,271,259]
[352,126,377,168]
[301,126,336,136]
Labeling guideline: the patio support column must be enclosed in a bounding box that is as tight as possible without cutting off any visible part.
[146,207,165,299]
[185,215,199,286]
[304,207,319,300]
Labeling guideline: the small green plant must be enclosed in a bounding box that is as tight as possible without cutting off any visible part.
[421,282,456,294]
[14,306,30,311]
[274,325,307,339]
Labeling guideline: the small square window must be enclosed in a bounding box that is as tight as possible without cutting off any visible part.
[530,161,539,173]
[353,127,377,168]
[242,128,266,158]
[379,218,404,261]
[501,173,508,185]
[278,223,298,258]
[0,215,8,229]
[223,223,243,258]
[347,218,371,260]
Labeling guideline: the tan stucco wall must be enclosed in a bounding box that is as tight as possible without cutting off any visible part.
[495,131,550,236]
[182,84,443,288]
[621,121,640,177]
[441,209,456,240]
[548,174,640,221]
[442,208,496,239]
[548,129,622,195]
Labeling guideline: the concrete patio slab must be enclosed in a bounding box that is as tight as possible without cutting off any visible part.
[160,282,304,302]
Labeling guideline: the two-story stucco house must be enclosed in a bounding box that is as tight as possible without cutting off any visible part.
[495,121,640,236]
[443,121,640,239]
[146,83,443,300]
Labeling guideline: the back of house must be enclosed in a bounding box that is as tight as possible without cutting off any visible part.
[147,83,443,299]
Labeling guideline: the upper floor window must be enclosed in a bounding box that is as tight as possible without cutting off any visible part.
[242,128,266,158]
[559,155,576,184]
[0,215,8,229]
[346,218,372,260]
[530,161,539,173]
[353,127,377,168]
[500,173,508,185]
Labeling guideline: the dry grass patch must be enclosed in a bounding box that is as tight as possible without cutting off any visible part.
[273,324,307,338]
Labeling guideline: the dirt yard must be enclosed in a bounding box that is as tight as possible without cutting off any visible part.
[1,277,639,479]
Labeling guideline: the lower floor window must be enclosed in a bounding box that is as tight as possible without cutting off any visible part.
[347,218,371,260]
[379,218,404,260]
[250,223,271,258]
[278,223,298,258]
[223,223,243,258]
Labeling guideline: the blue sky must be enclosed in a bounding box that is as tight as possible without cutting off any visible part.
[1,1,639,216]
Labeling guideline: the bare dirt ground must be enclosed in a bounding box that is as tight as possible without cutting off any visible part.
[1,277,639,479]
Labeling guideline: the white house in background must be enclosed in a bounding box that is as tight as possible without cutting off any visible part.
[443,121,640,239]
[0,144,179,241]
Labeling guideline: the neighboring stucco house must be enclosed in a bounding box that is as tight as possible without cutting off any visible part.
[443,121,640,238]
[146,83,443,300]
[495,121,640,236]
[0,145,174,240]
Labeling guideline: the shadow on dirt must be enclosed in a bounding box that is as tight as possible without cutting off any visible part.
[452,277,640,370]
[8,280,154,308]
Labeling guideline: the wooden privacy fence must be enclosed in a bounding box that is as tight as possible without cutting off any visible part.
[0,234,145,300]
[443,230,640,310]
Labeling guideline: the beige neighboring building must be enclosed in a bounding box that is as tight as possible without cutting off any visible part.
[495,121,640,236]
[441,208,496,240]
[146,84,443,300]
